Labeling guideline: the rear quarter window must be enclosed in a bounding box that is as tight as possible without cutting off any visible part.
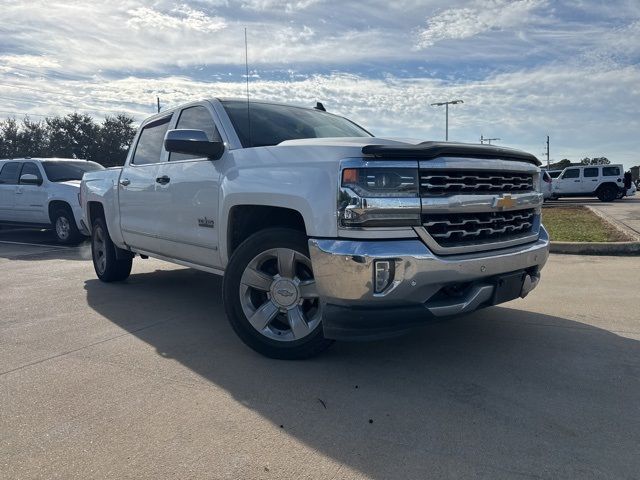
[602,166,620,177]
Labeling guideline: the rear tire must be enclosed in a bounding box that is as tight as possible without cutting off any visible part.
[223,228,333,359]
[597,185,617,202]
[91,217,132,282]
[53,207,82,244]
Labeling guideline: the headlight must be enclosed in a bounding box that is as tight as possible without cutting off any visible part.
[339,167,421,228]
[341,168,419,197]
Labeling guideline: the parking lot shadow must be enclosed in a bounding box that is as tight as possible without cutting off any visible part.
[84,268,640,478]
[0,227,91,261]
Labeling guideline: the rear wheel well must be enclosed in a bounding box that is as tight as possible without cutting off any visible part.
[227,205,306,258]
[596,182,619,193]
[48,200,72,223]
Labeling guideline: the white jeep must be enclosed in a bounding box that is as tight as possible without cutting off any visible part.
[81,98,549,359]
[552,164,625,202]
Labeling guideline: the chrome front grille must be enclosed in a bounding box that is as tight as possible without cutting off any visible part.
[420,170,534,196]
[422,209,536,248]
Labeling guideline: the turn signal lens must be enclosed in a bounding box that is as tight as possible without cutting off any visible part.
[342,168,358,184]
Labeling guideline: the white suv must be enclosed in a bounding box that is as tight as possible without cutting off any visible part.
[0,158,104,243]
[552,164,625,202]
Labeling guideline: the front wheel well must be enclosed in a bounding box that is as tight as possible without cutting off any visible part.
[86,201,105,227]
[227,205,307,258]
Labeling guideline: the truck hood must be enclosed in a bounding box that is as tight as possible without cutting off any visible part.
[275,137,541,166]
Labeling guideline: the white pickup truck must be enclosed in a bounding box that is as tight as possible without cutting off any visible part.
[0,157,103,243]
[81,98,549,359]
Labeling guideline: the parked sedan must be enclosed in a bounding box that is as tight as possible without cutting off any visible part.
[0,158,104,243]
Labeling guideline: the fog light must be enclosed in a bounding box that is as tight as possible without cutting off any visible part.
[374,260,395,293]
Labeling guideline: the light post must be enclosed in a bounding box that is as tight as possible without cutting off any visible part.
[430,99,463,141]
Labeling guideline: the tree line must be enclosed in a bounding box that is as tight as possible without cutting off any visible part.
[0,113,137,167]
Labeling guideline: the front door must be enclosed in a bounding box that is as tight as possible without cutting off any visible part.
[14,162,48,223]
[0,162,21,222]
[553,167,581,195]
[119,115,172,252]
[153,105,223,268]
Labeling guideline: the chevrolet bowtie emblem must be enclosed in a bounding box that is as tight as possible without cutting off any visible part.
[494,194,517,209]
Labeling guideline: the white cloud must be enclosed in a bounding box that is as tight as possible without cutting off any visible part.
[127,5,227,33]
[416,0,546,48]
[241,0,321,13]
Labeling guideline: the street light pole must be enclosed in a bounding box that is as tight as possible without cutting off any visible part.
[431,99,463,141]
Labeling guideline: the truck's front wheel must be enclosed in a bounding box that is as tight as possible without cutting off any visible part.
[91,217,132,282]
[223,228,333,359]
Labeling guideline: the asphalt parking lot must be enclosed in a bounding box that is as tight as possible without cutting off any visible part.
[1,229,639,479]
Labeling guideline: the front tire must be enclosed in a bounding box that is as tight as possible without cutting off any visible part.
[91,217,132,282]
[223,228,333,359]
[53,207,82,244]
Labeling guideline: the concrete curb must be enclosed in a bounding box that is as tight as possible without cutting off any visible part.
[550,241,640,255]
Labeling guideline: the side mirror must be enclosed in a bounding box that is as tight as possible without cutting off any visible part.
[164,129,225,160]
[20,173,42,186]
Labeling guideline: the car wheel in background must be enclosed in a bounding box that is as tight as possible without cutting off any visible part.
[53,207,82,244]
[91,217,132,282]
[223,228,334,359]
[597,185,618,202]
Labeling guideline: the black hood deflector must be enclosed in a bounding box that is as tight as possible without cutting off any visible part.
[362,141,541,166]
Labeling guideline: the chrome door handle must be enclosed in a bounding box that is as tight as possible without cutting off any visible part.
[574,180,580,182]
[120,178,131,186]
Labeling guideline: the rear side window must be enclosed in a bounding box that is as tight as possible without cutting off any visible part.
[170,106,221,162]
[0,162,20,184]
[132,116,172,165]
[583,167,599,178]
[602,166,620,176]
[562,168,580,179]
[19,162,43,183]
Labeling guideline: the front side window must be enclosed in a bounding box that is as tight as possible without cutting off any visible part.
[221,100,372,148]
[42,161,103,182]
[562,168,580,179]
[0,162,21,184]
[170,106,222,161]
[132,116,172,165]
[19,162,43,183]
[602,166,620,177]
[583,167,599,178]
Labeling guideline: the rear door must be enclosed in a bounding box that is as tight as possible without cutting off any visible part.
[153,104,225,268]
[119,115,172,251]
[553,167,581,195]
[15,162,48,223]
[0,162,21,222]
[582,167,600,193]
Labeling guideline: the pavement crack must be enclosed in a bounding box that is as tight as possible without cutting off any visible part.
[0,320,167,377]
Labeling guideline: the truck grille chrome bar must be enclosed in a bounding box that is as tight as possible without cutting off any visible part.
[422,209,536,248]
[420,170,534,196]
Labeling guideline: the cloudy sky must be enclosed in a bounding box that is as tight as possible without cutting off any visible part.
[1,0,639,167]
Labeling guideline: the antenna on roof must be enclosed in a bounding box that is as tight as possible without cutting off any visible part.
[314,102,326,112]
[244,27,252,147]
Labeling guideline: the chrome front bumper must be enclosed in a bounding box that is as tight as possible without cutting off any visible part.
[308,226,549,340]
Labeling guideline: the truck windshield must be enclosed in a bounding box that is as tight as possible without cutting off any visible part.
[221,100,373,148]
[42,161,104,182]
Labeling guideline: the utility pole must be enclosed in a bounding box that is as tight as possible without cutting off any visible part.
[157,97,161,114]
[430,99,463,141]
[546,135,550,169]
